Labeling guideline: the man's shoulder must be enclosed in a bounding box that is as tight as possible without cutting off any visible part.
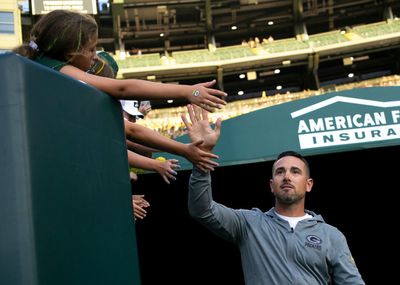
[238,207,268,218]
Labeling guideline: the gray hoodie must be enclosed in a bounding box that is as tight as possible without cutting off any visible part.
[188,168,365,285]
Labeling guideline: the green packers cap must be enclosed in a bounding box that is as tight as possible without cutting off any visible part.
[87,51,119,79]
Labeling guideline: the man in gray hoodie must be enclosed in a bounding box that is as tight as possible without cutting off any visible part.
[182,104,365,285]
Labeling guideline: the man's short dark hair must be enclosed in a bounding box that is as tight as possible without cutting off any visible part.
[274,151,310,177]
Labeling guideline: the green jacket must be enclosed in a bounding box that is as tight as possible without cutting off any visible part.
[34,56,66,71]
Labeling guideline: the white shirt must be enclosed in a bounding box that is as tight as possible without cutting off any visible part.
[275,212,313,229]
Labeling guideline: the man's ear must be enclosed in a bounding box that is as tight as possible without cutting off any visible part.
[306,178,313,193]
[269,179,274,193]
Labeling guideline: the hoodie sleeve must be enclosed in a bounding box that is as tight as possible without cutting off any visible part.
[329,231,365,285]
[188,167,247,244]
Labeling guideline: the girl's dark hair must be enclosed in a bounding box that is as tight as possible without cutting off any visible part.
[13,10,97,61]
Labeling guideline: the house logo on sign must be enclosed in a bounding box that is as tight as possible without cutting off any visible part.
[290,96,400,149]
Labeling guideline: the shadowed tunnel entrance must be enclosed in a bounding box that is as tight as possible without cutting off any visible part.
[134,145,398,285]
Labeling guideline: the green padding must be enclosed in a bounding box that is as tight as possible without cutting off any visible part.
[0,53,140,285]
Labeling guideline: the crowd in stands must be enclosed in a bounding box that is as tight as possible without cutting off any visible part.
[242,36,274,48]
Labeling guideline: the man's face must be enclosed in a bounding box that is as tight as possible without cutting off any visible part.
[269,155,313,205]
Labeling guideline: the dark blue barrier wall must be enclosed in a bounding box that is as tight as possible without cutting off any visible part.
[0,53,140,285]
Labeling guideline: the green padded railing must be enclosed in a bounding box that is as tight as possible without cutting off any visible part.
[116,53,161,68]
[307,31,350,47]
[0,53,141,285]
[261,38,309,53]
[352,20,400,38]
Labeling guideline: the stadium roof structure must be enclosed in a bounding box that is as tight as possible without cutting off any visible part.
[98,0,400,54]
[19,1,400,108]
[92,0,400,108]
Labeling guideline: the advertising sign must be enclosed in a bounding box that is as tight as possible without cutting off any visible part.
[167,86,400,169]
[31,0,97,15]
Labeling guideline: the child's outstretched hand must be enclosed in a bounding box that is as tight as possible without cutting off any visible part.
[188,80,227,113]
[132,194,150,221]
[154,158,180,184]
